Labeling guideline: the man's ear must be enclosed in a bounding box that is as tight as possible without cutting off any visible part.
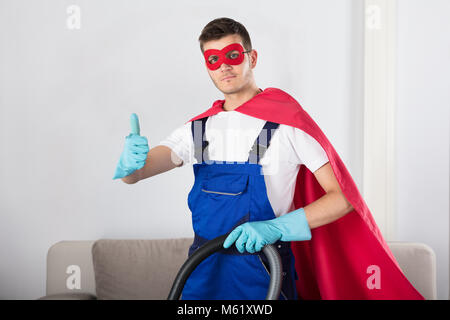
[249,49,258,69]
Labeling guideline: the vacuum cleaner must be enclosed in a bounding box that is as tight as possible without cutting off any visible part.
[167,233,283,300]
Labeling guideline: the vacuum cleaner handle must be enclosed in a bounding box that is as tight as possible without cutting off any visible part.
[167,233,283,300]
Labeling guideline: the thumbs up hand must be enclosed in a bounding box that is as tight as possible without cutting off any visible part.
[113,113,150,180]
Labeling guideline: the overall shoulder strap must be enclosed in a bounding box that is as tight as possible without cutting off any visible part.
[247,121,280,164]
[191,117,209,163]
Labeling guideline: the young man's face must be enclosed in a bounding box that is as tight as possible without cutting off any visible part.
[202,34,257,94]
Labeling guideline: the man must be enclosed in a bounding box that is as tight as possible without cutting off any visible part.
[113,18,424,300]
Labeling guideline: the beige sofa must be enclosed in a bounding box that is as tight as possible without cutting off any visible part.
[37,238,437,300]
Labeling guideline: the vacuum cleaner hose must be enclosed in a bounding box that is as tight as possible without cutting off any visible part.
[167,233,283,300]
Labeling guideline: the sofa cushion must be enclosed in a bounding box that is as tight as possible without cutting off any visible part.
[92,238,192,300]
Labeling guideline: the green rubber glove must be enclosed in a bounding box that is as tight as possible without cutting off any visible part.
[113,113,149,180]
[223,208,312,253]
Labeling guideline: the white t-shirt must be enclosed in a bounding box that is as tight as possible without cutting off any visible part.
[158,110,329,217]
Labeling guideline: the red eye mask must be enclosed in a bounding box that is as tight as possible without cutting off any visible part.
[203,43,250,70]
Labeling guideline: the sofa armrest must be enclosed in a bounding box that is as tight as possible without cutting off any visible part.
[37,293,97,300]
[44,240,97,298]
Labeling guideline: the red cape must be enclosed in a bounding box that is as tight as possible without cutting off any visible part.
[185,87,425,300]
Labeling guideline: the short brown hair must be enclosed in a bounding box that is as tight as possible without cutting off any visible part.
[198,17,252,53]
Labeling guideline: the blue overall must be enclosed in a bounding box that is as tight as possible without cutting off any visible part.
[181,116,298,300]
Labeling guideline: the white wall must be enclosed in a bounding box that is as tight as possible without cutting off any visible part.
[0,0,446,300]
[396,0,450,300]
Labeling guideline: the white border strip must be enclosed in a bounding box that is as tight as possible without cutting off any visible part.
[363,0,397,240]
